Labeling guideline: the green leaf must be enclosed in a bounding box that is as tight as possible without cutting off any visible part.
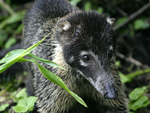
[0,32,87,108]
[35,61,70,91]
[17,58,28,62]
[126,68,150,82]
[130,96,149,111]
[115,17,128,25]
[115,61,121,67]
[18,98,27,106]
[0,33,50,73]
[134,19,145,30]
[4,37,16,49]
[0,49,24,64]
[13,105,28,112]
[13,96,37,113]
[97,7,103,13]
[16,24,24,34]
[9,91,17,99]
[142,100,150,107]
[0,31,8,47]
[70,91,87,107]
[119,72,130,83]
[142,86,147,91]
[0,11,26,30]
[70,0,81,6]
[27,53,65,70]
[0,104,9,112]
[133,18,150,30]
[5,12,25,24]
[26,96,37,111]
[84,2,91,11]
[129,87,145,100]
[18,58,87,107]
[34,60,87,107]
[0,97,6,102]
[16,88,28,99]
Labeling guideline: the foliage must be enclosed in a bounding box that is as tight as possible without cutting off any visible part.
[119,68,150,84]
[0,6,25,48]
[134,19,150,30]
[0,11,25,30]
[0,76,26,113]
[13,88,37,113]
[0,34,87,112]
[0,0,150,112]
[115,61,150,112]
[0,88,37,113]
[70,0,81,6]
[0,104,9,112]
[129,86,150,112]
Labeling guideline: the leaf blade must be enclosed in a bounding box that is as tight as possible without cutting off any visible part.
[0,33,50,73]
[33,60,87,107]
[27,53,65,70]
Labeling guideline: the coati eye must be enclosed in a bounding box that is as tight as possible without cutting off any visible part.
[82,55,90,62]
[80,51,91,66]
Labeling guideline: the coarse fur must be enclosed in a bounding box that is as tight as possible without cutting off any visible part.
[22,0,129,113]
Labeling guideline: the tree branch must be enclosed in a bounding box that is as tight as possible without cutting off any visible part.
[116,52,149,68]
[113,2,150,31]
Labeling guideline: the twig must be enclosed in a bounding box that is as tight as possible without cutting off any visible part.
[113,2,150,31]
[0,0,15,15]
[112,5,128,16]
[126,68,150,82]
[116,52,149,68]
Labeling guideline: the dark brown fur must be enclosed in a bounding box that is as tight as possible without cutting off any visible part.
[22,0,128,112]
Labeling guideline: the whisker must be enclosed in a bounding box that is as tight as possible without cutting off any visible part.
[68,74,80,88]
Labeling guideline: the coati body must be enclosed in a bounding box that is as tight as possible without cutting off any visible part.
[23,0,128,112]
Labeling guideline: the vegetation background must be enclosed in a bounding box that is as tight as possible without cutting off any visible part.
[0,0,150,112]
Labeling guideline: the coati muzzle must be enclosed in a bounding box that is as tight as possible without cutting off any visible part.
[83,68,118,99]
[93,76,118,99]
[104,83,117,99]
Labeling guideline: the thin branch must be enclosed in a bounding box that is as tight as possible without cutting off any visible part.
[113,2,150,31]
[126,68,150,82]
[0,0,15,15]
[116,52,149,68]
[112,5,128,16]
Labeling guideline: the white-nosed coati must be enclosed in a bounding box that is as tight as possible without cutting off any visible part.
[23,0,128,112]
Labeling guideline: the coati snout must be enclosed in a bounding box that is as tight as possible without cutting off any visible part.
[55,11,118,99]
[23,0,128,112]
[104,83,117,99]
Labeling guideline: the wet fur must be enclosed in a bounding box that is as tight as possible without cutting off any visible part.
[23,0,128,112]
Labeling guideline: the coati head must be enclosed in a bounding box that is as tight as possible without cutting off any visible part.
[55,11,117,99]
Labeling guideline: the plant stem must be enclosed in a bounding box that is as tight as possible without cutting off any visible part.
[126,68,150,82]
[0,0,15,15]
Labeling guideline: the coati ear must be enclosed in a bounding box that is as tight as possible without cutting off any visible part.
[56,19,74,45]
[107,18,115,25]
[56,19,71,33]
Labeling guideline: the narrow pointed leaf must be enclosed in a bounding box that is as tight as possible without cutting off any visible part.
[33,60,87,107]
[0,33,50,73]
[27,53,65,70]
[35,61,70,92]
[70,91,87,107]
[0,49,24,64]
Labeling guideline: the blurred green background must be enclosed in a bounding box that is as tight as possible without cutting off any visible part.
[0,0,150,112]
